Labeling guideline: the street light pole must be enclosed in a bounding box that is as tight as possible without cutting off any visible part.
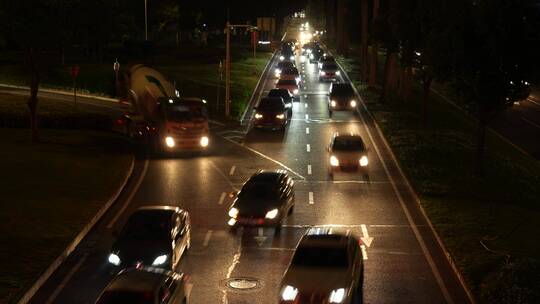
[225,22,231,117]
[144,0,148,41]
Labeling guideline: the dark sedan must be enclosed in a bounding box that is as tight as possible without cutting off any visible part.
[253,97,289,130]
[328,83,357,116]
[227,170,295,233]
[95,267,188,304]
[108,206,191,271]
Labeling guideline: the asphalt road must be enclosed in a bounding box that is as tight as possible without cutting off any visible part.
[25,23,472,304]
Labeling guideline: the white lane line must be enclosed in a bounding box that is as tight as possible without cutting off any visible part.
[45,254,88,304]
[107,159,149,229]
[526,97,540,107]
[361,245,368,260]
[218,192,227,205]
[306,144,311,152]
[522,116,540,130]
[305,114,309,120]
[229,165,236,176]
[308,192,314,204]
[209,161,237,191]
[220,136,306,180]
[203,230,213,247]
[307,165,312,175]
[305,103,308,108]
[306,127,310,134]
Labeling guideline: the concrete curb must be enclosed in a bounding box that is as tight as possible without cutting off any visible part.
[17,155,136,304]
[334,58,476,304]
[0,83,126,103]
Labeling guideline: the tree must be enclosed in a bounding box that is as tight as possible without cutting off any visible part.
[457,0,535,174]
[368,0,380,88]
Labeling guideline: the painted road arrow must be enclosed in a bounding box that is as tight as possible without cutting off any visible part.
[254,227,267,247]
[361,224,374,247]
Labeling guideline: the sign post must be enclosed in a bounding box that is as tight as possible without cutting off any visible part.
[71,65,80,107]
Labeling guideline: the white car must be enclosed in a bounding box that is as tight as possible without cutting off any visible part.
[279,229,364,304]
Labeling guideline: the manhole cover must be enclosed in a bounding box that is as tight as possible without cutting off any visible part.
[226,278,260,290]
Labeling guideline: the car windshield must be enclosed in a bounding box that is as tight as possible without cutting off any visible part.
[163,104,207,122]
[323,63,338,70]
[120,211,171,241]
[96,290,154,304]
[239,181,279,200]
[333,138,365,151]
[278,79,297,86]
[332,85,354,96]
[282,68,298,75]
[269,91,289,100]
[258,99,284,111]
[291,247,349,268]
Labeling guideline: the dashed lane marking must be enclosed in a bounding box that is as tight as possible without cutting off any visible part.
[307,165,312,175]
[203,230,213,247]
[45,254,88,304]
[306,144,311,152]
[308,192,314,204]
[218,192,227,205]
[306,127,310,134]
[305,114,309,120]
[229,165,236,176]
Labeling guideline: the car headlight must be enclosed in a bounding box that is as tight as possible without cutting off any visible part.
[228,207,239,218]
[227,218,237,226]
[276,114,285,120]
[285,103,292,108]
[320,71,326,76]
[255,113,263,119]
[152,254,168,266]
[290,56,295,61]
[350,100,357,107]
[200,136,209,147]
[108,253,121,266]
[165,136,175,148]
[331,100,337,107]
[336,71,341,76]
[360,155,369,167]
[330,155,340,167]
[281,285,299,301]
[329,288,346,303]
[280,56,285,61]
[265,208,279,219]
[275,68,281,74]
[293,89,299,95]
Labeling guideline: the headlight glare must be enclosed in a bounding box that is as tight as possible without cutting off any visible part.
[108,253,121,266]
[265,209,279,219]
[165,136,175,148]
[320,71,326,76]
[360,155,369,167]
[293,89,299,95]
[350,100,357,107]
[152,254,168,266]
[255,113,263,119]
[329,288,346,303]
[281,285,299,301]
[330,155,340,167]
[331,100,337,107]
[280,56,285,61]
[336,71,341,76]
[276,114,285,120]
[228,207,239,218]
[200,136,209,147]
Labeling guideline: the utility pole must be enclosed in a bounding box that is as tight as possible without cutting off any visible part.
[225,22,231,117]
[144,0,148,41]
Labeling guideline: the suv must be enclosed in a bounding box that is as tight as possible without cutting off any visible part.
[328,133,369,180]
[328,83,357,116]
[279,229,364,303]
[253,97,289,130]
[319,62,340,81]
[95,267,188,304]
[268,88,294,115]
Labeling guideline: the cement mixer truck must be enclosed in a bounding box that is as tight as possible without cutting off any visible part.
[119,64,210,153]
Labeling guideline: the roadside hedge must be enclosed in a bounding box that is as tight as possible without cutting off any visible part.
[0,111,113,130]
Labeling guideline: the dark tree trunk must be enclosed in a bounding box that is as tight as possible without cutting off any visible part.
[368,0,379,88]
[360,0,369,81]
[400,66,412,102]
[336,0,345,54]
[25,48,40,142]
[380,51,396,102]
[422,75,433,128]
[326,0,336,43]
[474,116,487,175]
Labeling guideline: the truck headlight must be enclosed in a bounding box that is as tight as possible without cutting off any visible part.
[200,136,209,147]
[331,100,337,107]
[281,285,298,301]
[228,207,239,218]
[276,114,285,120]
[350,100,357,107]
[152,254,168,266]
[329,288,346,303]
[330,155,340,167]
[360,155,369,167]
[165,136,175,148]
[108,253,121,266]
[265,209,279,219]
[255,113,263,119]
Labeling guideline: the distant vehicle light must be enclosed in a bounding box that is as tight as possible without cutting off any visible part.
[330,155,340,167]
[202,99,207,104]
[329,288,346,303]
[265,209,279,219]
[360,156,369,167]
[281,285,299,301]
[200,136,209,147]
[280,56,285,61]
[108,253,121,266]
[290,55,295,61]
[165,136,175,148]
[152,255,168,266]
[228,207,239,218]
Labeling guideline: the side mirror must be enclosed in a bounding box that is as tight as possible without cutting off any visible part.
[229,190,239,198]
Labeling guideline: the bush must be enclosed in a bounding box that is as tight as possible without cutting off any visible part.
[0,111,113,130]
